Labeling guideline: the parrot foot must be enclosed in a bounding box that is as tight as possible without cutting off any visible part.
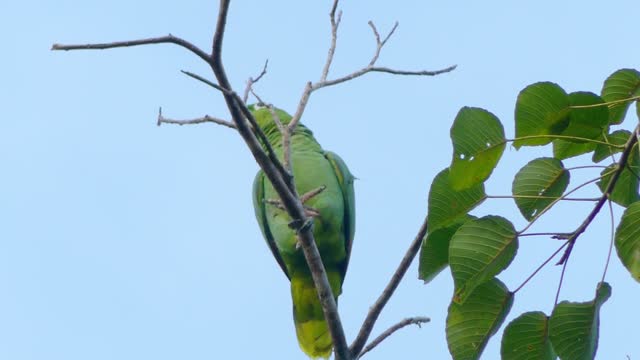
[299,185,327,203]
[265,195,322,218]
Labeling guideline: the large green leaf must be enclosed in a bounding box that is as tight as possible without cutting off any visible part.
[501,311,556,360]
[514,82,570,148]
[428,168,486,231]
[447,278,513,360]
[592,130,631,163]
[512,157,570,221]
[562,92,609,139]
[549,282,611,360]
[614,201,640,282]
[553,139,596,160]
[419,217,473,284]
[552,92,608,159]
[450,216,518,304]
[600,68,640,125]
[449,107,506,190]
[597,143,640,207]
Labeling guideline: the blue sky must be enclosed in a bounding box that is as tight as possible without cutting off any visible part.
[2,1,639,359]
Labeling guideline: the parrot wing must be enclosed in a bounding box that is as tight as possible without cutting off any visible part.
[324,151,356,279]
[252,170,290,279]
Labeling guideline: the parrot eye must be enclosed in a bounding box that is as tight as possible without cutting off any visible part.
[254,102,267,110]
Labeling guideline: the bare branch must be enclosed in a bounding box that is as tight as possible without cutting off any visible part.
[357,317,430,359]
[181,70,229,94]
[367,21,398,66]
[209,2,350,359]
[243,59,269,103]
[52,34,211,65]
[350,216,428,358]
[288,13,456,132]
[320,0,342,82]
[157,108,236,129]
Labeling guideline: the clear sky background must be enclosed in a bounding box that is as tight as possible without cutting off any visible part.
[2,1,639,359]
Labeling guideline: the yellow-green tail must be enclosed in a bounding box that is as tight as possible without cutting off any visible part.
[291,272,342,359]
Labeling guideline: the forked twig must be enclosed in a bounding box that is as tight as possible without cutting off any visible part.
[357,317,431,359]
[157,108,236,129]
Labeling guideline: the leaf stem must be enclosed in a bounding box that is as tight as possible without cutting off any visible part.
[601,200,615,283]
[508,135,626,148]
[569,94,640,109]
[513,240,570,294]
[487,195,599,202]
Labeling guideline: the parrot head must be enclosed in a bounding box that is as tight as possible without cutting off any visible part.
[248,103,293,131]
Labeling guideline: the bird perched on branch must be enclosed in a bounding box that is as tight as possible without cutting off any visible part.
[251,104,355,359]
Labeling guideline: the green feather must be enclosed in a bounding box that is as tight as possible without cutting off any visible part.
[251,105,355,358]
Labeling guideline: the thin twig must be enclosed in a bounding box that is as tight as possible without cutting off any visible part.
[316,65,458,90]
[350,217,428,358]
[320,0,342,82]
[367,21,398,66]
[181,70,229,93]
[243,59,269,103]
[157,108,236,129]
[52,34,211,65]
[556,125,639,265]
[357,317,430,359]
[288,14,457,131]
[209,2,350,359]
[266,105,292,173]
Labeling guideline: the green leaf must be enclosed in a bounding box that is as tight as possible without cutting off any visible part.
[501,311,556,360]
[514,82,570,148]
[553,139,596,160]
[447,278,513,360]
[449,107,506,190]
[563,92,609,139]
[614,201,640,282]
[549,282,611,360]
[450,216,518,304]
[428,168,486,231]
[552,92,608,159]
[597,143,640,207]
[601,68,640,125]
[512,157,570,221]
[419,217,473,284]
[592,130,631,163]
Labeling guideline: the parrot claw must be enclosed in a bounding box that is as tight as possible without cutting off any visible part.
[299,185,327,203]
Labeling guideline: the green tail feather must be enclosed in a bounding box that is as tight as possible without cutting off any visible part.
[291,271,342,359]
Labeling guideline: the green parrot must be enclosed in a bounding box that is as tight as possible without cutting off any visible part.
[250,104,355,359]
